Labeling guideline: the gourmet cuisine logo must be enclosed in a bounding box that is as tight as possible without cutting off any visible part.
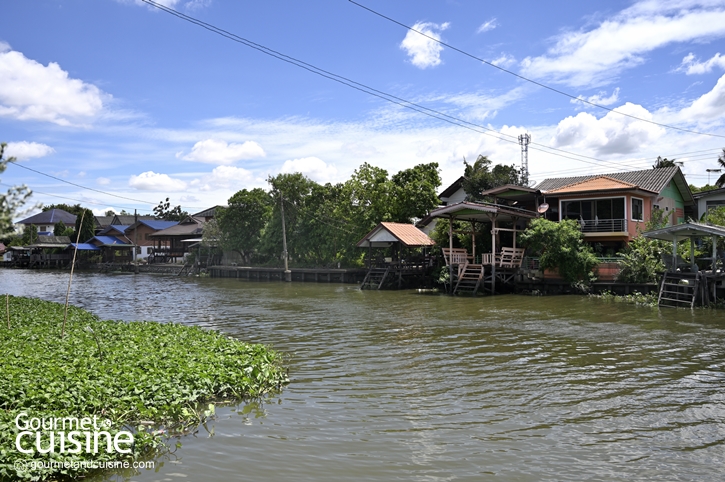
[14,412,134,454]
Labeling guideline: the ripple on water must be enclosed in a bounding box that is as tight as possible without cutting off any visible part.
[2,271,725,481]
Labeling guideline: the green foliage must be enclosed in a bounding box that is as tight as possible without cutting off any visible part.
[616,235,666,283]
[389,162,441,222]
[217,162,441,268]
[0,296,288,480]
[461,155,522,201]
[616,209,671,283]
[519,218,599,284]
[701,205,725,226]
[74,208,95,244]
[652,156,677,168]
[153,198,188,221]
[217,188,273,264]
[689,184,718,193]
[42,203,85,217]
[717,148,725,188]
[592,290,658,306]
[0,143,33,236]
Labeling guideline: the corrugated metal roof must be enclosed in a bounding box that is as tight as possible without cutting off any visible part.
[90,235,132,246]
[138,220,179,230]
[36,235,71,245]
[18,209,77,225]
[149,219,203,237]
[357,222,435,247]
[192,205,225,218]
[535,166,680,193]
[547,176,640,194]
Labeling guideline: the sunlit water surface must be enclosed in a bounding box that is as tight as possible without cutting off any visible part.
[1,270,724,481]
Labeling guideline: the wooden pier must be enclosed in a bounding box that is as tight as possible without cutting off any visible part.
[210,266,367,284]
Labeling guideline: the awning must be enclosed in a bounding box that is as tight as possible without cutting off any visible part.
[642,222,725,242]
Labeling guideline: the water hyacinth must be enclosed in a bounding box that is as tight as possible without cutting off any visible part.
[0,296,288,481]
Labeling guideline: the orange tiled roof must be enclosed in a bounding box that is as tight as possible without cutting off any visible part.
[546,176,639,194]
[379,222,436,247]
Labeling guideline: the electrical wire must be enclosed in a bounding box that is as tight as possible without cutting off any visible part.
[8,162,158,204]
[138,0,666,175]
[348,0,725,140]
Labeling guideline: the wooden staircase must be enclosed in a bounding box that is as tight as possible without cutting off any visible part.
[453,264,485,295]
[658,272,699,308]
[361,267,390,290]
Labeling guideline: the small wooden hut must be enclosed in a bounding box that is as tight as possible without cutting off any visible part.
[356,222,436,289]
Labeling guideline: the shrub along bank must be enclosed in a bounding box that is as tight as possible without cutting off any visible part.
[0,296,288,481]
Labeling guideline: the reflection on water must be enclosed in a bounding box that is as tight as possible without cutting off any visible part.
[1,270,724,481]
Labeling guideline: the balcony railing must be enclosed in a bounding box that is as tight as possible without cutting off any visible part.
[577,218,627,233]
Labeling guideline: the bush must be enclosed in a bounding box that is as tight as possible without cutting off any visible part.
[519,218,599,284]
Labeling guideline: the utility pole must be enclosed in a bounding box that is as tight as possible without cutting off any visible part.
[280,193,291,282]
[706,169,722,185]
[518,133,531,186]
[134,209,139,274]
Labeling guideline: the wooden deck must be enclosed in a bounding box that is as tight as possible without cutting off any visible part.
[210,266,367,284]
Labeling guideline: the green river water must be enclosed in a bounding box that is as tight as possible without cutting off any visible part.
[1,270,724,481]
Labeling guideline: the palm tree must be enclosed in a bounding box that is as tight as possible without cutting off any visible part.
[717,149,725,188]
[652,156,677,168]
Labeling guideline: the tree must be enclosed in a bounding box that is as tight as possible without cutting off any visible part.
[519,218,599,284]
[616,208,670,283]
[154,198,188,221]
[653,156,677,168]
[461,155,522,201]
[389,162,441,222]
[43,203,85,216]
[217,188,273,264]
[0,143,33,235]
[717,149,725,188]
[74,208,95,243]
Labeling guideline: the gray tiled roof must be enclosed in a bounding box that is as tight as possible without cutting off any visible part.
[534,166,680,194]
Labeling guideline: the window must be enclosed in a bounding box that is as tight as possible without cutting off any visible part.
[631,198,643,221]
[706,200,725,211]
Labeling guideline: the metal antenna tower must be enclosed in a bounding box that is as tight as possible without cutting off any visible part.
[518,133,531,186]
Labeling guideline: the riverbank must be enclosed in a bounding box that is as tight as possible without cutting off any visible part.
[0,296,288,481]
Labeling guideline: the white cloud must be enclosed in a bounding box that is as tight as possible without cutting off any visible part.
[0,41,10,53]
[180,195,200,203]
[677,73,725,122]
[490,53,515,68]
[551,102,665,155]
[678,52,725,75]
[477,18,497,34]
[3,141,55,160]
[0,48,105,125]
[177,139,265,165]
[129,171,187,191]
[521,2,725,86]
[96,177,111,186]
[190,165,255,191]
[281,157,339,183]
[400,21,450,69]
[570,88,621,107]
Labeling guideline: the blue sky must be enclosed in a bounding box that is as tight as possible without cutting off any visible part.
[2,0,725,217]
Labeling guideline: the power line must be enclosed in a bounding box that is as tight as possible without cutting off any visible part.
[137,0,657,175]
[7,162,209,211]
[8,162,158,204]
[0,182,148,212]
[348,0,725,140]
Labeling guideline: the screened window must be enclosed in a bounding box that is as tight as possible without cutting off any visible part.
[562,198,624,220]
[631,198,643,221]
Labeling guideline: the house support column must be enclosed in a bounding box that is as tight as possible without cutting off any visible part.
[448,215,454,294]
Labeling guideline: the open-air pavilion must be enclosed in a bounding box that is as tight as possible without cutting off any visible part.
[427,201,538,294]
[356,222,436,289]
[643,222,725,307]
